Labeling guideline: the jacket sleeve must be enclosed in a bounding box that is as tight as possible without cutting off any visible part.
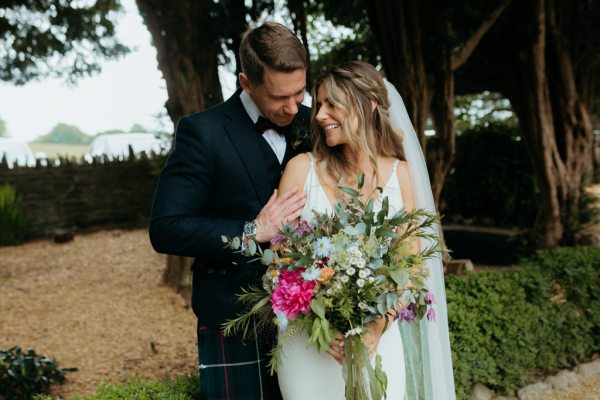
[148,116,245,263]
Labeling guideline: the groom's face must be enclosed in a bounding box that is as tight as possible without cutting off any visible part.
[240,67,306,127]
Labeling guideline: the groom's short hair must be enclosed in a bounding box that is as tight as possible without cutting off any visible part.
[239,22,307,85]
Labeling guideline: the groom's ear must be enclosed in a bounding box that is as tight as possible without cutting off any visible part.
[239,73,252,94]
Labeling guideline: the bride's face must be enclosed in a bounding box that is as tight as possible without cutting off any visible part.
[240,67,306,127]
[315,84,358,147]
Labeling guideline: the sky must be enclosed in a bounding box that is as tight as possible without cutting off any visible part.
[0,0,237,142]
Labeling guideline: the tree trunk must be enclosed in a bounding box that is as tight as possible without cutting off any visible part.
[136,0,224,124]
[288,0,312,88]
[367,0,432,147]
[427,57,456,206]
[513,0,594,247]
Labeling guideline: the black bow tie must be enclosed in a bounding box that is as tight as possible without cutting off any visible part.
[255,116,291,135]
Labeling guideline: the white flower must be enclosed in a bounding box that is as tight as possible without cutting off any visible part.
[355,258,366,269]
[344,327,363,337]
[346,267,356,276]
[358,301,368,311]
[348,246,361,257]
[356,278,365,288]
[358,269,370,279]
[368,276,375,283]
[341,275,350,283]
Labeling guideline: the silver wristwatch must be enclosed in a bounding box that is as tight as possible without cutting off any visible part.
[242,220,258,250]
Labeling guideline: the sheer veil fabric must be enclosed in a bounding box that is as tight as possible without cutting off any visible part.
[385,80,456,399]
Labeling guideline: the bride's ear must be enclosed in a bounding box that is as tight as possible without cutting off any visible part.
[371,100,377,112]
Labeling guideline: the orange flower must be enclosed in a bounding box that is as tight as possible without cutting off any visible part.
[317,267,335,283]
[280,257,294,265]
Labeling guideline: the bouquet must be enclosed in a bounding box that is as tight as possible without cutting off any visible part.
[222,175,440,400]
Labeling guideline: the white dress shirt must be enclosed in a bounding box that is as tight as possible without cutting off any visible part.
[240,90,287,164]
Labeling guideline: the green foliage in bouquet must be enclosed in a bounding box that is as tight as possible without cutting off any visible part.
[0,184,30,245]
[222,174,441,400]
[0,346,76,400]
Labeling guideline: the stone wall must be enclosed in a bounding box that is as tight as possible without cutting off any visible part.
[0,156,161,238]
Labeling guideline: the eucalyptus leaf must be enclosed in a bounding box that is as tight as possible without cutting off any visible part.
[221,235,228,243]
[354,222,367,235]
[369,258,384,269]
[390,269,409,287]
[231,236,241,250]
[261,249,274,265]
[339,186,360,197]
[248,239,257,255]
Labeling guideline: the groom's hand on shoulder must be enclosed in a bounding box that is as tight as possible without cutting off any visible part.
[254,187,307,243]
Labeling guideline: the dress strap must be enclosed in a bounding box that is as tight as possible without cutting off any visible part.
[306,152,315,166]
[391,159,400,173]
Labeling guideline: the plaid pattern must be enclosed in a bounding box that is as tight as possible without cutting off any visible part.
[197,322,282,400]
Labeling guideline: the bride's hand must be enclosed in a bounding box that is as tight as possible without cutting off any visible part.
[327,332,345,365]
[363,322,383,359]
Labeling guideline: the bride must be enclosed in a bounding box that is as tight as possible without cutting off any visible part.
[275,61,455,399]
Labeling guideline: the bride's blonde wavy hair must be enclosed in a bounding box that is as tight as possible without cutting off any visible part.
[310,61,406,189]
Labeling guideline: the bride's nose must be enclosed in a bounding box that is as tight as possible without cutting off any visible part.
[315,106,327,122]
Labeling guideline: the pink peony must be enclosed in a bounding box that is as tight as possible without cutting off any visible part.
[271,268,316,319]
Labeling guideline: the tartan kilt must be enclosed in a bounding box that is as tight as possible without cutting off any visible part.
[197,322,282,400]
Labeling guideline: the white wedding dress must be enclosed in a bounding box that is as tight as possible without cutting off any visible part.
[277,153,407,400]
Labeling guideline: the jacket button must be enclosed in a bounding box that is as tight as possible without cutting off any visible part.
[207,268,214,274]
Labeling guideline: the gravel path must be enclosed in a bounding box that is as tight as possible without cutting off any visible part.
[0,229,197,398]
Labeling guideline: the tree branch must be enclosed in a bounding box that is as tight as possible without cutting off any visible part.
[451,0,512,71]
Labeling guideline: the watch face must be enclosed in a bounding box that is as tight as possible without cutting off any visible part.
[244,221,257,235]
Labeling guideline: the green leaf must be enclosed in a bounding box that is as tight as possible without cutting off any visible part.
[221,235,229,243]
[261,249,274,265]
[231,236,241,250]
[375,227,397,238]
[354,222,367,235]
[250,296,270,314]
[310,298,326,319]
[358,173,365,189]
[338,186,360,197]
[390,269,409,287]
[248,239,257,255]
[292,256,313,268]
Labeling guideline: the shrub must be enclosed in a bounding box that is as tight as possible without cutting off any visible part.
[35,375,199,400]
[441,122,539,228]
[0,346,76,400]
[447,246,600,398]
[0,184,30,245]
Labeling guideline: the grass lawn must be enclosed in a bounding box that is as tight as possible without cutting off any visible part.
[29,143,89,159]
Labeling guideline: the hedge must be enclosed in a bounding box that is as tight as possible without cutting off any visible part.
[447,246,600,398]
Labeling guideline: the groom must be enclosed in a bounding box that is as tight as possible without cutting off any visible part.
[149,22,310,399]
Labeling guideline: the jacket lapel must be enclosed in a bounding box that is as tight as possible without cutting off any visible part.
[222,89,278,205]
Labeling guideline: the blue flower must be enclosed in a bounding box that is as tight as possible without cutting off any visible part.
[312,237,332,257]
[301,267,321,281]
[276,312,289,330]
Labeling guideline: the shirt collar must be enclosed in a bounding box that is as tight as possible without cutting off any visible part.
[240,90,261,124]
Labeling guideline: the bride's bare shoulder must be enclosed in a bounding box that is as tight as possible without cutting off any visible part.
[279,153,312,192]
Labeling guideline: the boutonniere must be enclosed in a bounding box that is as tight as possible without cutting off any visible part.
[288,117,310,150]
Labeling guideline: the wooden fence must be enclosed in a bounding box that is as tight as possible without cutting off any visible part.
[0,155,162,238]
